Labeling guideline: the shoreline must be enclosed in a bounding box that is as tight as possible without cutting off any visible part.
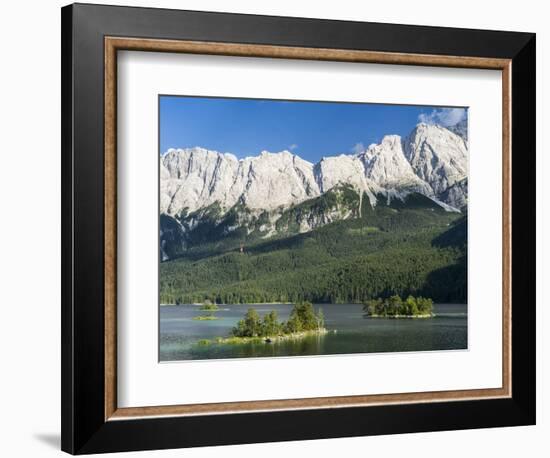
[161,303,465,308]
[160,302,294,307]
[163,301,411,307]
[367,313,434,319]
[198,328,329,346]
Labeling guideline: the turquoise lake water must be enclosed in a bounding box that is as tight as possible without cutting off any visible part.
[159,303,467,361]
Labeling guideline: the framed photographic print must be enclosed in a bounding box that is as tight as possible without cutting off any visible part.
[61,3,536,454]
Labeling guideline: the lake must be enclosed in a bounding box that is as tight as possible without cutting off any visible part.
[159,303,467,361]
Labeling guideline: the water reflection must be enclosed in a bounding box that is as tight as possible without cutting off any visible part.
[160,303,467,361]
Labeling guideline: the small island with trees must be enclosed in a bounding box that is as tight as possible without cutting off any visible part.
[363,295,434,318]
[198,300,220,311]
[192,300,221,320]
[198,302,327,346]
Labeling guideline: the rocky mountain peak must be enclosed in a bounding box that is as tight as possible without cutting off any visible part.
[403,123,468,195]
[160,122,468,220]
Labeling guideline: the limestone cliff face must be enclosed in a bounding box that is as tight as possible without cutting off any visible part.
[402,123,468,198]
[160,123,468,259]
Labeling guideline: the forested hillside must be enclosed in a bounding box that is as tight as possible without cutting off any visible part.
[160,193,467,305]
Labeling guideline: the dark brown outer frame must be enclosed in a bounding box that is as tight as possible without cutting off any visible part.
[104,36,512,420]
[62,3,535,454]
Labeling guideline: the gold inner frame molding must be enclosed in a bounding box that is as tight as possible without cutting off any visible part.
[104,36,512,421]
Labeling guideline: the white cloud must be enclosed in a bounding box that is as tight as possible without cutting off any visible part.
[351,142,365,154]
[288,144,298,151]
[418,107,466,127]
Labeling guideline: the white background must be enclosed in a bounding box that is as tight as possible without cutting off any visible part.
[118,51,502,407]
[0,0,545,457]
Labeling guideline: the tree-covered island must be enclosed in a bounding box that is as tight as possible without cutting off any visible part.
[199,302,327,345]
[198,301,220,311]
[192,300,221,320]
[363,295,434,318]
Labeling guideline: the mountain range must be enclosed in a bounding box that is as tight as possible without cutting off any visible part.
[160,122,468,261]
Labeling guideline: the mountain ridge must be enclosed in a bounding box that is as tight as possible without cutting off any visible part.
[160,122,468,260]
[161,122,467,216]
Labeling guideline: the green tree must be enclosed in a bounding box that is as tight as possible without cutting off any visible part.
[416,297,433,314]
[317,307,325,329]
[295,302,318,330]
[243,308,262,336]
[363,298,382,316]
[261,310,281,337]
[404,295,419,315]
[232,308,262,337]
[387,295,403,316]
[284,312,303,333]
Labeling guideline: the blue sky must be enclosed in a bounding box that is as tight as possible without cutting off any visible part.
[160,95,466,162]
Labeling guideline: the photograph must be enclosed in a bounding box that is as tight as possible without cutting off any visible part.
[159,96,469,361]
[0,1,542,456]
